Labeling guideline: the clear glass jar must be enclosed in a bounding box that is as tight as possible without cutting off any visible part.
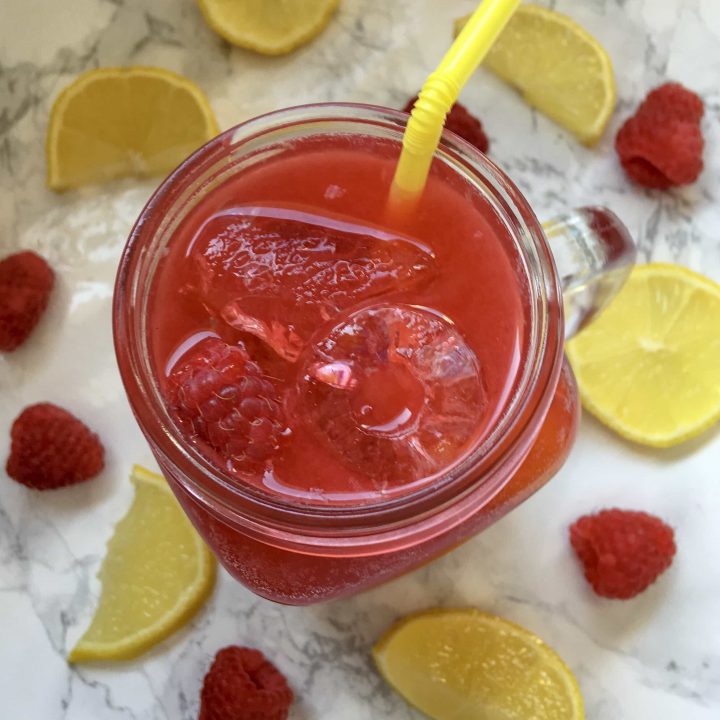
[113,104,634,604]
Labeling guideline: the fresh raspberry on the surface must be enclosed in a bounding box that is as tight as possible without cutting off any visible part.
[0,251,54,352]
[569,509,676,599]
[616,116,704,189]
[167,338,284,469]
[615,82,704,189]
[638,82,704,124]
[6,403,105,490]
[199,646,294,720]
[404,96,489,154]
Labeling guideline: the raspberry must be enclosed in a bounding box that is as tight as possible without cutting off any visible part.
[569,509,676,599]
[615,82,704,188]
[199,646,293,720]
[0,251,54,351]
[404,96,489,154]
[616,116,703,189]
[638,82,704,124]
[167,338,284,470]
[6,403,105,490]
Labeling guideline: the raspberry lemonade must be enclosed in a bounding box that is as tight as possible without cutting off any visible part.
[114,104,633,604]
[152,142,524,498]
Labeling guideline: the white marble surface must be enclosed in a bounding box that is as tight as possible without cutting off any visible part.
[1,0,719,718]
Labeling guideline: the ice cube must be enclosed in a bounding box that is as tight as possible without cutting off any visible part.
[296,303,487,487]
[188,205,436,361]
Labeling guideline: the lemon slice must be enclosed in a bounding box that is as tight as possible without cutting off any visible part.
[567,264,720,447]
[374,609,584,720]
[455,4,615,144]
[197,0,339,55]
[47,67,219,191]
[69,465,216,662]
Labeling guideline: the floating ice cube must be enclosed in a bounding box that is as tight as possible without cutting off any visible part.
[189,205,436,361]
[297,303,487,487]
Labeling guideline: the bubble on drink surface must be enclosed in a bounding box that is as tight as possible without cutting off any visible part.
[189,205,436,361]
[298,303,487,487]
[324,184,346,200]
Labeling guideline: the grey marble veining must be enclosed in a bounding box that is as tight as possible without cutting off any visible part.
[1,1,719,718]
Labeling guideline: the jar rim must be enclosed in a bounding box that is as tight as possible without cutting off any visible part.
[113,102,564,546]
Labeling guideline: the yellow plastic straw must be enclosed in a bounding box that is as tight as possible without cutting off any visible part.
[390,0,521,208]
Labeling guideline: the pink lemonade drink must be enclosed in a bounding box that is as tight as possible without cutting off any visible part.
[114,104,633,604]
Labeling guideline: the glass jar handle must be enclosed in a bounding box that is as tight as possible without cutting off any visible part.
[543,207,636,339]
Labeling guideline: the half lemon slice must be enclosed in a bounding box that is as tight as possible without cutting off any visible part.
[197,0,339,55]
[47,66,219,190]
[69,465,216,662]
[374,609,584,720]
[456,4,615,144]
[567,263,720,447]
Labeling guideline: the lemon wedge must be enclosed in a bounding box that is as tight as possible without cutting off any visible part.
[374,609,584,720]
[47,66,219,191]
[197,0,339,55]
[69,465,216,662]
[455,4,615,144]
[567,263,720,447]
